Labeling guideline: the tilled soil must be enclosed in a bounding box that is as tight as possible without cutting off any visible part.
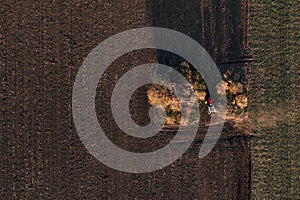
[1,0,251,199]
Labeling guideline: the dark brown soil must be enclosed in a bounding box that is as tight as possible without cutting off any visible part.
[1,0,251,199]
